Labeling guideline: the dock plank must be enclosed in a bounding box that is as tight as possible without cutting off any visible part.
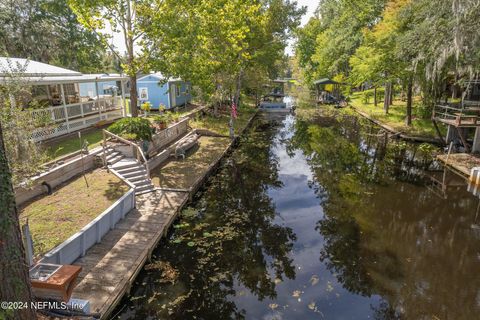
[70,190,189,317]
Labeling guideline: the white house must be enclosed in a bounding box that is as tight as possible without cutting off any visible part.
[0,57,128,141]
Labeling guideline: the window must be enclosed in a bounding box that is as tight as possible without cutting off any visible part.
[175,84,181,97]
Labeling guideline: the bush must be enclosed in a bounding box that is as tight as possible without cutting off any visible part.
[108,117,153,141]
[416,103,433,119]
[151,114,170,124]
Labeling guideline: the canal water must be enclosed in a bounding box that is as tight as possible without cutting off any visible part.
[115,108,480,319]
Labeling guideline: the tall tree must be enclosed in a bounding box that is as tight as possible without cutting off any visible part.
[0,0,106,73]
[69,0,152,117]
[141,0,303,132]
[0,123,35,320]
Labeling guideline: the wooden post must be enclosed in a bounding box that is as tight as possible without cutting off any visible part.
[121,79,127,117]
[60,84,70,132]
[96,81,101,118]
[432,120,446,146]
[472,127,480,153]
[22,222,33,267]
[457,127,470,153]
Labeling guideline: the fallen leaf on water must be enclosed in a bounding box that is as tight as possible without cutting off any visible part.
[308,302,316,310]
[274,278,282,284]
[292,290,302,298]
[269,303,279,310]
[326,281,334,292]
[310,275,320,286]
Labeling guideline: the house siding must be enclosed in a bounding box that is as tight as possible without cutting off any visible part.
[137,75,192,109]
[169,81,192,108]
[137,75,170,109]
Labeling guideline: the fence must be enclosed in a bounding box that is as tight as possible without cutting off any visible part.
[31,96,124,142]
[40,188,135,265]
[147,118,189,156]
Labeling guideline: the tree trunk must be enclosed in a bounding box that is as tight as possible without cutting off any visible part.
[374,86,377,107]
[125,1,138,117]
[230,71,243,138]
[389,83,394,105]
[406,78,413,126]
[384,82,390,114]
[0,122,36,320]
[129,73,138,117]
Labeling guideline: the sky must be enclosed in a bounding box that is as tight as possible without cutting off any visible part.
[110,0,317,56]
[286,0,318,55]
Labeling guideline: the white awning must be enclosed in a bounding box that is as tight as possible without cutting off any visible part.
[0,58,127,85]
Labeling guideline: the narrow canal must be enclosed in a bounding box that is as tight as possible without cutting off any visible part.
[115,107,480,319]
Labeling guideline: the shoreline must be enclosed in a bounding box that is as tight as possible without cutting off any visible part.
[70,110,259,319]
[348,105,443,146]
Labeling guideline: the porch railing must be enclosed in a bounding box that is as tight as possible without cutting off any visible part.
[30,96,124,141]
[432,104,480,126]
[30,96,122,123]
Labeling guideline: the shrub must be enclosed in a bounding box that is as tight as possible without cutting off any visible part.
[108,117,153,141]
[416,103,433,119]
[151,114,170,124]
[171,112,180,122]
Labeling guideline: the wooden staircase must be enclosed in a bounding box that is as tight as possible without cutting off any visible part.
[104,147,155,193]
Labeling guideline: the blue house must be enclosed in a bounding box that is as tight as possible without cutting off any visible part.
[137,73,192,110]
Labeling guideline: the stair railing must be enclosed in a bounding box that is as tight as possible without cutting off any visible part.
[102,129,150,178]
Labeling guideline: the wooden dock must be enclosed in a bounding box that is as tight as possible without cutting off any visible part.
[68,111,259,319]
[71,190,189,318]
[437,153,480,177]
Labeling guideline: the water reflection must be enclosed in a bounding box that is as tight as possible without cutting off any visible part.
[117,118,296,319]
[116,108,480,320]
[290,110,480,319]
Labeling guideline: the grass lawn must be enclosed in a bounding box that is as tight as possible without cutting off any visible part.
[348,90,445,138]
[189,104,257,136]
[151,136,231,189]
[19,169,129,258]
[42,128,105,161]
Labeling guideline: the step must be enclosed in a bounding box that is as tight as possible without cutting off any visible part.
[115,166,144,175]
[106,155,124,165]
[135,184,155,193]
[119,167,147,179]
[128,174,149,182]
[133,179,153,187]
[111,158,140,170]
[106,151,121,160]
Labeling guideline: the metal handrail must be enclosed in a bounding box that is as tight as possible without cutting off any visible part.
[102,129,150,177]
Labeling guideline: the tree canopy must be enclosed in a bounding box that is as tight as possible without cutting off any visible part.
[295,0,480,118]
[140,0,305,103]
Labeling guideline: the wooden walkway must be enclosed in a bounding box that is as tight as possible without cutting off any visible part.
[71,190,189,318]
[437,153,480,178]
[67,111,258,319]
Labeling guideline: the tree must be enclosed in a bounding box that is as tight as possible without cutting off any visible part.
[140,0,303,135]
[68,0,152,117]
[0,0,106,73]
[0,121,35,320]
[0,62,49,185]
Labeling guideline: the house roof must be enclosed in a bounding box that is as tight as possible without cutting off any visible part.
[313,78,339,85]
[0,57,81,77]
[137,72,182,83]
[0,57,127,84]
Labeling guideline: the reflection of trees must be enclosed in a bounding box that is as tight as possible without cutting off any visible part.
[119,118,296,319]
[289,110,480,319]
